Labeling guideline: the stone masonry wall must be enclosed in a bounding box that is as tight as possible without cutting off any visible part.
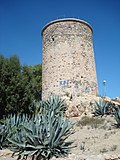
[42,18,98,100]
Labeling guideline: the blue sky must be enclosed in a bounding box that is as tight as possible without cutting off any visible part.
[0,0,120,98]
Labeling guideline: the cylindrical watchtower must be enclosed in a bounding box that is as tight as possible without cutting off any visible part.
[42,18,98,100]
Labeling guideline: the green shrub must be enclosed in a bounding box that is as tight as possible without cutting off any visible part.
[0,54,42,118]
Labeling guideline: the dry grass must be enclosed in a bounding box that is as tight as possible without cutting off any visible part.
[76,116,105,128]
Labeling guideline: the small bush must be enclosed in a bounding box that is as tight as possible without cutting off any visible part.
[100,147,108,153]
[110,145,117,151]
[77,116,105,128]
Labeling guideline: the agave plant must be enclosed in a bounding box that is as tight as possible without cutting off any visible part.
[8,114,74,160]
[29,95,67,118]
[8,95,74,160]
[44,95,67,116]
[94,99,111,117]
[114,107,120,127]
[29,100,44,116]
[0,114,29,149]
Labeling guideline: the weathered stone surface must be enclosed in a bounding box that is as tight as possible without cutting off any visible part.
[42,18,98,100]
[111,97,120,107]
[64,95,120,117]
[65,95,100,117]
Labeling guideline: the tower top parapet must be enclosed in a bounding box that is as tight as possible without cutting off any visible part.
[41,18,93,35]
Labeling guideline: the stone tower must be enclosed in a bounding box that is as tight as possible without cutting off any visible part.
[42,18,98,100]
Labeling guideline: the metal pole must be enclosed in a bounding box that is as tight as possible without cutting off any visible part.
[103,80,106,97]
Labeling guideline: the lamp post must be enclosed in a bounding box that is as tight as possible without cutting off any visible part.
[103,80,106,97]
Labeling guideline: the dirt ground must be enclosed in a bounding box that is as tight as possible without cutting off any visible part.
[70,116,120,155]
[0,115,120,160]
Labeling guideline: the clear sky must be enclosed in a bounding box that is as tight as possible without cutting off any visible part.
[0,0,120,98]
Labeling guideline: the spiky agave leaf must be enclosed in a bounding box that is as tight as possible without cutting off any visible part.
[94,99,110,117]
[0,114,30,149]
[7,95,74,159]
[114,107,120,127]
[44,95,67,116]
[29,100,44,116]
[8,110,74,159]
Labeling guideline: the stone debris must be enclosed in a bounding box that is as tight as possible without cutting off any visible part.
[65,95,100,117]
[51,154,120,160]
[64,95,120,117]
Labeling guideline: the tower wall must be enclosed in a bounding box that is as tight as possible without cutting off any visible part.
[42,18,98,100]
